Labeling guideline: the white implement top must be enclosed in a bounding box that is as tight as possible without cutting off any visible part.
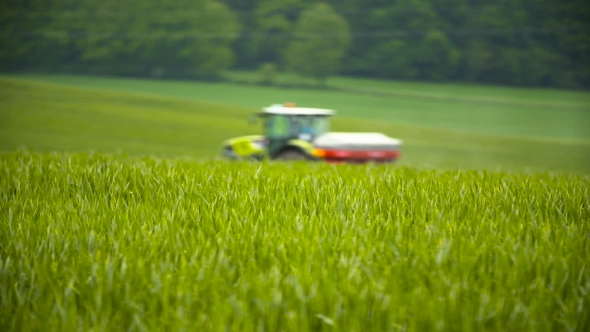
[314,132,402,150]
[262,103,335,116]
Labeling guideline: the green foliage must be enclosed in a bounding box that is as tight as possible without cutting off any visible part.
[2,0,590,88]
[248,0,304,68]
[2,0,241,79]
[1,151,589,330]
[284,3,350,86]
[107,0,239,79]
[369,38,415,80]
[231,0,589,88]
[257,62,278,85]
[417,30,461,81]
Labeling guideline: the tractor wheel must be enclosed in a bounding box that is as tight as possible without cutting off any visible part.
[275,149,310,161]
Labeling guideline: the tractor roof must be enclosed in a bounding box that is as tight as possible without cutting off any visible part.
[261,104,335,116]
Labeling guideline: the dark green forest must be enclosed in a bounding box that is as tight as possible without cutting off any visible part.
[1,0,589,89]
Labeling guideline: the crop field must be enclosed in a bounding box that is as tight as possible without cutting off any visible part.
[11,73,590,140]
[1,152,589,331]
[1,75,589,174]
[1,74,589,330]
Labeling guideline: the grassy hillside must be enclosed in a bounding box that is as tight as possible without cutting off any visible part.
[10,73,590,140]
[1,77,589,173]
[1,152,588,331]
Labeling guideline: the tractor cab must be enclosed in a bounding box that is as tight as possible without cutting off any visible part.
[257,103,334,157]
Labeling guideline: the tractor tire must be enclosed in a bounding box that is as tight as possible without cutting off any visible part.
[275,149,310,161]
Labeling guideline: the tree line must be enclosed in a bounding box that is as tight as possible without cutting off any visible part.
[1,0,588,89]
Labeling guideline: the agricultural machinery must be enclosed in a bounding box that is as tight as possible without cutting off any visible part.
[221,103,402,164]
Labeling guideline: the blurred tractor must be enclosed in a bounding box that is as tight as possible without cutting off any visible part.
[221,103,402,163]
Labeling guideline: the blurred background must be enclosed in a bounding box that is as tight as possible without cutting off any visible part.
[1,0,589,173]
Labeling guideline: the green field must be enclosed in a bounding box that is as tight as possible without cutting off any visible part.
[1,75,590,330]
[10,73,590,140]
[1,75,589,173]
[1,152,589,331]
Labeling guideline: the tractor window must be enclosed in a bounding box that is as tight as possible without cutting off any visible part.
[313,116,329,135]
[265,114,330,139]
[298,117,313,135]
[296,116,329,137]
[265,115,290,138]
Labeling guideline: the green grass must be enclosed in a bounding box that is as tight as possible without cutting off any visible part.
[1,77,589,174]
[2,74,589,330]
[9,73,590,141]
[227,70,590,109]
[1,151,589,331]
